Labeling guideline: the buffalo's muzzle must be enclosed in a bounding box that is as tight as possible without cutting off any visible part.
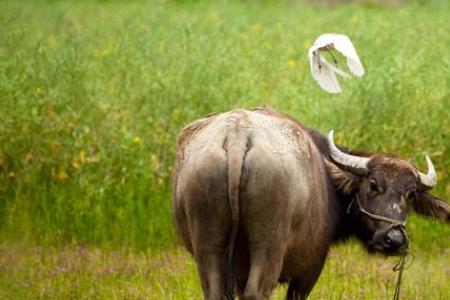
[371,228,408,255]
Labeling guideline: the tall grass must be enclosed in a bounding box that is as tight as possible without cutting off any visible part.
[0,0,449,253]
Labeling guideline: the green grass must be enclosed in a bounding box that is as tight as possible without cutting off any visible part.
[1,243,449,299]
[0,0,449,298]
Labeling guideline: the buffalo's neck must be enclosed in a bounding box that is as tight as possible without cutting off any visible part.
[330,191,357,243]
[307,128,357,243]
[323,171,356,243]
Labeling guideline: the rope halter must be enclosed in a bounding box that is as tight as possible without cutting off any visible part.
[347,194,413,300]
[347,194,407,236]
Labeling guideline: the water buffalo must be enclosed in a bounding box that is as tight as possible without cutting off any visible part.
[172,107,449,300]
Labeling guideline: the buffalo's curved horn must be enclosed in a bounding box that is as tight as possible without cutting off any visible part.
[327,130,370,174]
[417,155,437,188]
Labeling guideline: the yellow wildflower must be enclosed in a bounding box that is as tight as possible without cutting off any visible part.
[303,40,311,48]
[79,150,86,164]
[172,108,181,118]
[71,161,80,170]
[207,12,219,22]
[252,22,263,31]
[94,47,111,59]
[150,154,160,170]
[57,170,69,181]
[287,60,297,69]
[157,178,165,187]
[133,136,142,145]
[65,122,75,133]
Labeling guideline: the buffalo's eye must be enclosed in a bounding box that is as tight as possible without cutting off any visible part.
[405,190,417,200]
[369,179,379,192]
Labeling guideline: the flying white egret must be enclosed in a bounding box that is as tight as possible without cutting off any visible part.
[308,33,365,94]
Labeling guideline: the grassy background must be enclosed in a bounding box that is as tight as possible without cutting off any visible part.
[0,0,449,298]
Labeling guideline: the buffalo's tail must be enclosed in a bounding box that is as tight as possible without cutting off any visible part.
[224,127,248,300]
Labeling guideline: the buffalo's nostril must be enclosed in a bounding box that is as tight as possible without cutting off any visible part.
[372,228,408,254]
[384,235,392,245]
[385,229,405,249]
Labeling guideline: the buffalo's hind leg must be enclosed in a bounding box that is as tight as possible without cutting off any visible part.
[175,200,228,300]
[242,243,287,300]
[188,195,231,300]
[195,248,229,300]
[286,278,309,300]
[239,149,291,300]
[180,152,232,300]
[286,263,325,300]
[188,193,231,299]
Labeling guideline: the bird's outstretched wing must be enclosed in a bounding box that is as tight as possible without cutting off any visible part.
[309,33,336,53]
[310,53,345,94]
[332,34,365,77]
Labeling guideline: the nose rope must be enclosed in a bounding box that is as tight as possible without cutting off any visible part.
[347,195,407,227]
[392,252,415,300]
[347,195,413,300]
[348,195,409,246]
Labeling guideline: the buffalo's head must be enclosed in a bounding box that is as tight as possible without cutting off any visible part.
[326,131,450,256]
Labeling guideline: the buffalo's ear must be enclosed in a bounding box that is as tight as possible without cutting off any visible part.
[412,191,450,222]
[324,159,360,195]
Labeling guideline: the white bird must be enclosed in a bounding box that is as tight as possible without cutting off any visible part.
[308,33,365,94]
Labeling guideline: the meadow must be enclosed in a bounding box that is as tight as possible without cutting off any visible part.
[0,0,449,298]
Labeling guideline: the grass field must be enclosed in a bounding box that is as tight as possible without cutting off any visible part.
[1,243,449,299]
[0,0,449,299]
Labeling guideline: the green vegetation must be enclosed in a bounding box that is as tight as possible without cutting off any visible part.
[1,244,449,299]
[0,0,449,298]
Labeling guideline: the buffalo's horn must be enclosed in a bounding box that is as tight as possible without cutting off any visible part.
[417,155,437,188]
[327,130,370,174]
